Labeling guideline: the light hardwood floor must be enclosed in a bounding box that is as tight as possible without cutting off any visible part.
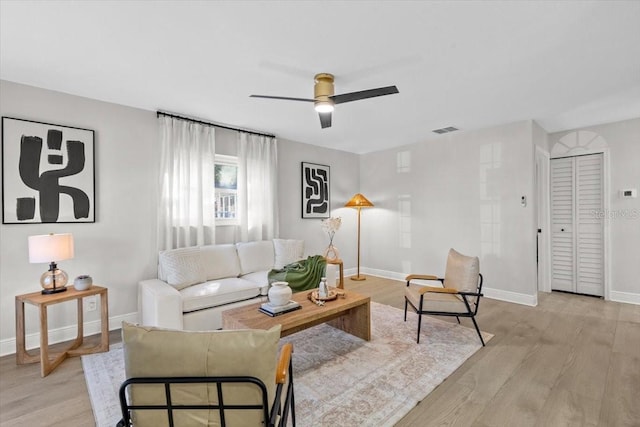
[1,277,638,426]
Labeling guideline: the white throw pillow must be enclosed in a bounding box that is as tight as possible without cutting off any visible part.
[158,247,206,290]
[443,248,480,292]
[236,241,275,275]
[273,239,305,269]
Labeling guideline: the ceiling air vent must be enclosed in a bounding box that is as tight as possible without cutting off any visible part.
[432,126,459,134]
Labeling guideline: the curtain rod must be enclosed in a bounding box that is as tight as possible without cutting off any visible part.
[156,111,275,139]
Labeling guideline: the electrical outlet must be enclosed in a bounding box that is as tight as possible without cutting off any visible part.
[86,296,97,312]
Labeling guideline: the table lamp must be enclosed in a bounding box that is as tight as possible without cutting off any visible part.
[345,193,373,281]
[28,233,74,294]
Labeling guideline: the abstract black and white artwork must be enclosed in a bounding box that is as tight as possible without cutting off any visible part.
[301,162,330,219]
[2,117,95,224]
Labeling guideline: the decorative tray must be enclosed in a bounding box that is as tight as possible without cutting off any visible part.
[309,289,339,301]
[307,288,346,305]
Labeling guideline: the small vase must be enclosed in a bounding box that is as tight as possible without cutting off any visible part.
[74,275,93,291]
[318,277,328,298]
[323,244,340,262]
[268,281,292,307]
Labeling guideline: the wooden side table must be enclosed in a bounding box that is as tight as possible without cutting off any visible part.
[15,285,109,377]
[326,258,344,289]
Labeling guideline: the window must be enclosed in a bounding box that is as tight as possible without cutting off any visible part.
[214,155,238,224]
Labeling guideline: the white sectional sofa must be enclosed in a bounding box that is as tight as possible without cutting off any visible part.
[139,239,335,331]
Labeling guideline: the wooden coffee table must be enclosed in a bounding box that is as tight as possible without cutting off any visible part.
[222,289,371,341]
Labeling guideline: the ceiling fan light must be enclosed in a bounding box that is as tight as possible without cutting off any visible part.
[314,101,334,113]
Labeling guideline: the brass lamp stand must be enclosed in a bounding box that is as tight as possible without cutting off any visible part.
[345,193,373,281]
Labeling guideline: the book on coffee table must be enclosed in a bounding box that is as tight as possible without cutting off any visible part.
[259,300,301,317]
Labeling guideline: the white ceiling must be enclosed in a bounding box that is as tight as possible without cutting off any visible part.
[1,1,639,154]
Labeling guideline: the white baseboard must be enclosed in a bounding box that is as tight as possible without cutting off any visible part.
[358,266,640,308]
[609,290,640,305]
[0,312,138,357]
[482,287,538,306]
[343,267,357,278]
[361,267,539,306]
[361,267,406,282]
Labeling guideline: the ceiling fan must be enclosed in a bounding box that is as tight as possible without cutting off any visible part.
[250,73,399,129]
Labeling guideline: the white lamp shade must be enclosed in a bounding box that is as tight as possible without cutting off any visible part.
[28,233,74,263]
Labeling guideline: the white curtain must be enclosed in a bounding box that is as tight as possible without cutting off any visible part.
[158,116,216,250]
[236,132,279,242]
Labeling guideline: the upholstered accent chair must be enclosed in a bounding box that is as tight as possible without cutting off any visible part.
[404,248,485,345]
[117,323,295,427]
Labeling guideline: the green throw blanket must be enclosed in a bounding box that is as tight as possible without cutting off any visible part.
[268,255,327,293]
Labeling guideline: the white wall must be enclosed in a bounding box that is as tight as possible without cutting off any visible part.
[207,128,361,257]
[533,121,549,151]
[276,138,360,265]
[0,80,158,355]
[549,118,640,303]
[359,120,538,305]
[2,79,634,356]
[0,80,360,355]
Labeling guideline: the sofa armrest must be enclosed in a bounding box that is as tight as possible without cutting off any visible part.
[260,283,270,296]
[138,279,184,330]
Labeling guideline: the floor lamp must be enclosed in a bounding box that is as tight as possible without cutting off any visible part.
[345,193,374,281]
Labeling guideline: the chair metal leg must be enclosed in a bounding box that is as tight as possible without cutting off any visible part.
[416,313,422,344]
[289,360,296,427]
[404,298,408,321]
[470,316,485,346]
[456,316,460,324]
[290,382,296,427]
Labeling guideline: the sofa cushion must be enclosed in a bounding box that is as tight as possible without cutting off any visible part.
[122,322,280,427]
[200,244,241,280]
[236,241,274,275]
[158,247,206,290]
[180,278,262,313]
[241,270,270,295]
[273,239,304,269]
[443,248,480,292]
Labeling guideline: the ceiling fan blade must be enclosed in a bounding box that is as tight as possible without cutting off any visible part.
[250,95,314,102]
[330,85,399,104]
[319,112,332,129]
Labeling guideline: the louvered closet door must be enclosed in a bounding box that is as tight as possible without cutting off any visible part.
[551,157,575,292]
[550,154,604,296]
[575,154,603,295]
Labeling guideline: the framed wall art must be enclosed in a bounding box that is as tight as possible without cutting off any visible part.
[2,117,95,224]
[301,162,330,219]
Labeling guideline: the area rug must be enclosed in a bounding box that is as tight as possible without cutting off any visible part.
[82,302,491,427]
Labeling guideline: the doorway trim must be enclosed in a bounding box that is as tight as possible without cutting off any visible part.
[535,146,551,293]
[549,143,610,300]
